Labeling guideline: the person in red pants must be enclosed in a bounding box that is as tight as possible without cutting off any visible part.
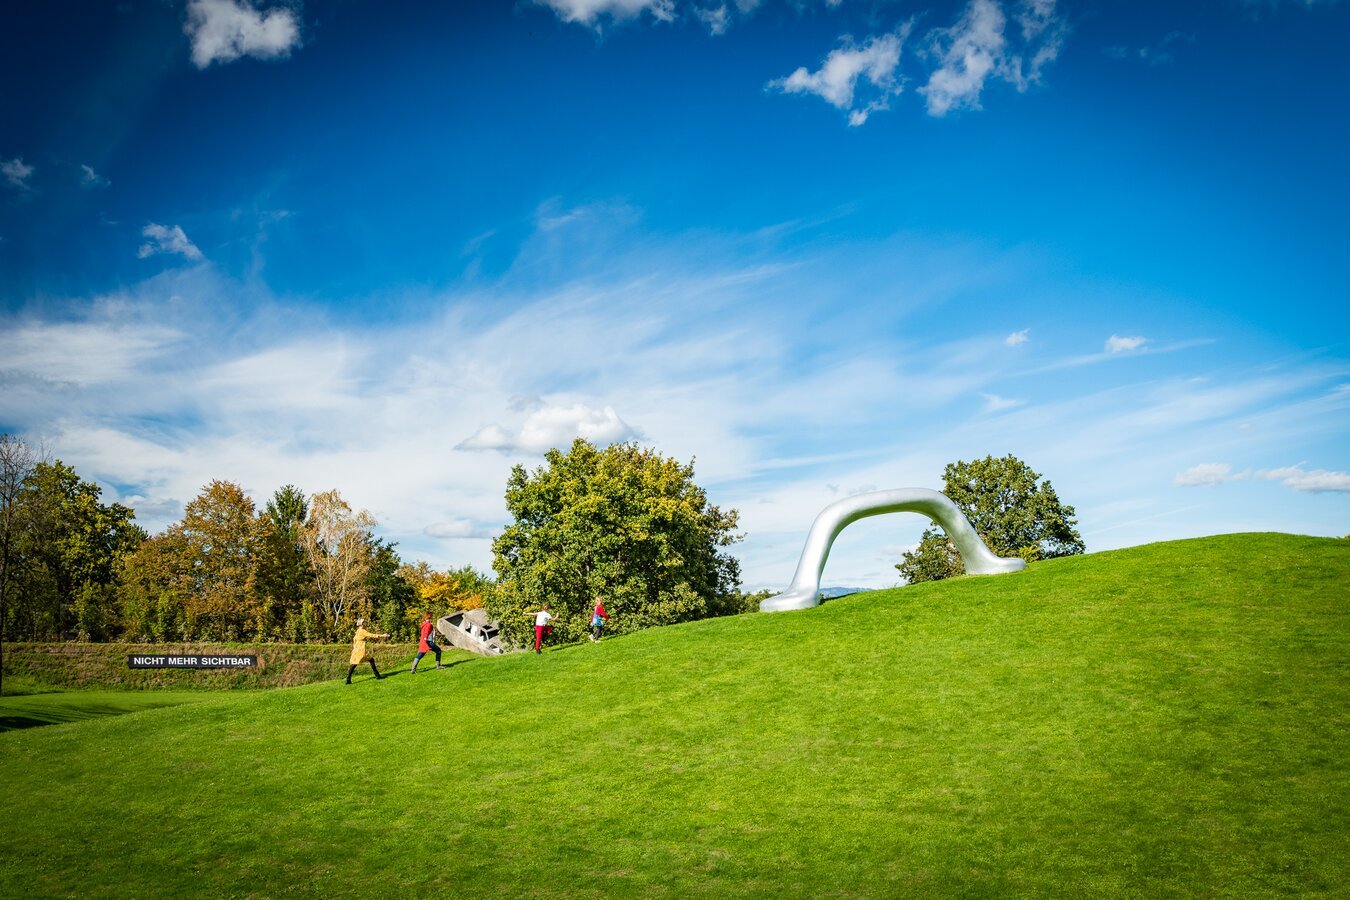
[411,611,443,673]
[534,604,553,654]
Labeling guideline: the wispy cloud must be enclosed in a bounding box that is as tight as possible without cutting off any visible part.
[769,29,909,126]
[980,392,1024,412]
[3,211,1345,588]
[1175,462,1350,493]
[80,164,110,188]
[1239,0,1341,13]
[138,223,204,261]
[0,318,183,387]
[534,0,771,32]
[1005,328,1030,346]
[919,0,1064,117]
[185,0,301,69]
[695,4,729,35]
[1105,30,1195,66]
[1174,462,1238,486]
[1260,465,1350,493]
[424,519,498,540]
[535,0,676,29]
[2,157,34,189]
[1105,334,1147,353]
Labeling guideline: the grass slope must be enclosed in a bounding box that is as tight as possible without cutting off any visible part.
[0,691,225,732]
[1,533,1346,897]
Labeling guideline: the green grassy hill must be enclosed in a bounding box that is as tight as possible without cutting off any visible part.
[1,533,1346,897]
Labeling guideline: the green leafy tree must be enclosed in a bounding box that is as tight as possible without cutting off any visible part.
[175,480,264,640]
[121,481,279,641]
[488,439,741,647]
[254,485,313,640]
[897,454,1084,585]
[117,529,190,641]
[715,587,774,616]
[8,460,140,640]
[368,538,417,642]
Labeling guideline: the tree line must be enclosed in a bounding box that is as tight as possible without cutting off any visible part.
[1,431,1084,654]
[0,435,752,652]
[0,434,490,646]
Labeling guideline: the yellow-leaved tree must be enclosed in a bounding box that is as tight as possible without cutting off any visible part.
[300,489,377,640]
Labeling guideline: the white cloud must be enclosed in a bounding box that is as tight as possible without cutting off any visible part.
[919,0,1063,117]
[185,0,301,69]
[1004,328,1030,346]
[920,0,1005,116]
[536,0,675,28]
[1174,463,1237,486]
[0,319,183,387]
[1174,462,1350,493]
[695,4,729,35]
[424,519,497,540]
[3,212,1346,589]
[1105,334,1147,353]
[2,157,34,189]
[459,403,639,454]
[1260,465,1350,494]
[138,223,204,261]
[980,392,1023,412]
[1239,0,1339,11]
[770,30,908,126]
[1105,30,1195,66]
[80,164,110,188]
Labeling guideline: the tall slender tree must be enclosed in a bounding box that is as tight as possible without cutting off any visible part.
[301,489,378,640]
[0,434,38,694]
[255,485,312,640]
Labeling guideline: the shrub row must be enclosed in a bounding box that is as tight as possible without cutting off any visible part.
[1,642,419,692]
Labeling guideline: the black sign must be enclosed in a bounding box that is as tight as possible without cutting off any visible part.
[127,654,258,669]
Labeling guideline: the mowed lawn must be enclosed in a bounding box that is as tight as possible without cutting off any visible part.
[0,691,223,732]
[1,533,1346,897]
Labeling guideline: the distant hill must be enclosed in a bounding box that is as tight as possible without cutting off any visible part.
[819,585,872,598]
[1,533,1345,896]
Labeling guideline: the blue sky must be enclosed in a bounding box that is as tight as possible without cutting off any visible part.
[1,0,1346,589]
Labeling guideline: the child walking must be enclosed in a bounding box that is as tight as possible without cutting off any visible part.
[534,604,553,654]
[345,618,390,683]
[589,596,609,641]
[411,612,444,673]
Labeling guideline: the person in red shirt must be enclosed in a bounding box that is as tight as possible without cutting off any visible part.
[589,596,609,642]
[411,612,444,673]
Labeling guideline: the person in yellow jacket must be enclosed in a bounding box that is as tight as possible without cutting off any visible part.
[345,617,390,684]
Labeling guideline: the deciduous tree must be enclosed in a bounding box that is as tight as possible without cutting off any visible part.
[897,454,1084,585]
[301,489,378,640]
[176,480,263,640]
[0,434,38,692]
[489,439,741,646]
[8,459,140,640]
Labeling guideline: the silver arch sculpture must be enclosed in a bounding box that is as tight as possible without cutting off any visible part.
[759,488,1026,612]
